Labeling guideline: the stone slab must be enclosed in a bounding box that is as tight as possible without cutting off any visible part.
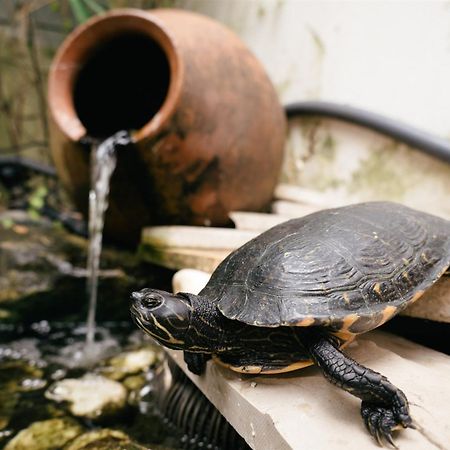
[170,269,450,450]
[141,226,258,250]
[402,276,450,323]
[168,333,450,450]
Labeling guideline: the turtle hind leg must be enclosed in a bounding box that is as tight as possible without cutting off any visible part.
[302,329,413,447]
[183,351,211,375]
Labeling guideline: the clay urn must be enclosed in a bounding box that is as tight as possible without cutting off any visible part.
[48,8,286,245]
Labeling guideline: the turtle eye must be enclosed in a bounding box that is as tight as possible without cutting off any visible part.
[143,293,163,308]
[131,290,164,309]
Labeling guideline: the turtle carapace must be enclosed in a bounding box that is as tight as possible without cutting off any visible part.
[131,202,450,446]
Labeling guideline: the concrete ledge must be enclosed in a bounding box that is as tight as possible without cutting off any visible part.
[168,331,450,450]
[170,268,450,450]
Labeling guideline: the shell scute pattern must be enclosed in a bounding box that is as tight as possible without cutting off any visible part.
[199,202,450,331]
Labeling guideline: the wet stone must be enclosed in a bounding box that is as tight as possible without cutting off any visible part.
[45,374,127,419]
[101,346,161,381]
[63,429,140,450]
[4,417,84,450]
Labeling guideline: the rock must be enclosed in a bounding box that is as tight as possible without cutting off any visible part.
[45,375,127,419]
[63,429,146,450]
[121,373,147,391]
[172,269,211,295]
[4,417,83,450]
[101,347,160,381]
[401,276,450,323]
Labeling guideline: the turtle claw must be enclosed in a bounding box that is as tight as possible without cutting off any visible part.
[361,402,411,448]
[384,432,398,449]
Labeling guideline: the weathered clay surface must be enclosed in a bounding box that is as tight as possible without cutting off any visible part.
[49,9,286,245]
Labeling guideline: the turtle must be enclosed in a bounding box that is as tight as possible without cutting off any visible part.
[130,201,450,446]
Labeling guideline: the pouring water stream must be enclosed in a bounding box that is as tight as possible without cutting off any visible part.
[85,130,131,348]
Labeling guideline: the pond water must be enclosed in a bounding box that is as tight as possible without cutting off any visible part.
[0,127,250,449]
[0,320,179,449]
[0,129,181,448]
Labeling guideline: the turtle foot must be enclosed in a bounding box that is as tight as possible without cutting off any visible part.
[183,351,211,375]
[361,401,413,448]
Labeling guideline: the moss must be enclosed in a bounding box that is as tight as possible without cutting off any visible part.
[64,429,132,450]
[257,5,267,18]
[307,26,326,57]
[4,418,83,450]
[275,77,293,97]
[349,142,407,200]
[283,120,342,191]
[321,134,336,160]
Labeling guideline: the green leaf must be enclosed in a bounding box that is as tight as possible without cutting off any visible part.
[28,186,48,211]
[83,0,106,15]
[69,0,92,24]
[28,209,41,220]
[1,218,14,229]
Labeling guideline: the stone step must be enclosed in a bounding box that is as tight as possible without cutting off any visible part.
[169,268,450,450]
[141,225,258,250]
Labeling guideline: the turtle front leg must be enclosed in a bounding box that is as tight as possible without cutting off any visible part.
[183,351,212,375]
[302,329,413,447]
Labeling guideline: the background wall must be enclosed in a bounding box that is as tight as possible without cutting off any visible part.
[2,0,450,217]
[178,0,450,218]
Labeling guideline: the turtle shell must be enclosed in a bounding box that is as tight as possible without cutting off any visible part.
[199,202,450,335]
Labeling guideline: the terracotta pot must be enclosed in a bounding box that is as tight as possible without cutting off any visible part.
[48,8,286,245]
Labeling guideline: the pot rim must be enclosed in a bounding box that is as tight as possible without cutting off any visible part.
[48,8,184,143]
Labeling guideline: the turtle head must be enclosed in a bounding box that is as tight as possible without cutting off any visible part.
[130,288,193,350]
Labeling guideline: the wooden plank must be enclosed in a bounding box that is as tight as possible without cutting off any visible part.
[169,270,450,450]
[141,226,258,250]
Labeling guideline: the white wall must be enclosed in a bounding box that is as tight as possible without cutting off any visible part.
[178,0,450,217]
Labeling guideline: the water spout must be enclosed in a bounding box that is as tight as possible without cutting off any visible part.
[85,130,131,347]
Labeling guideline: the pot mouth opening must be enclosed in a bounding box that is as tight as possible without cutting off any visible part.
[48,10,182,142]
[74,32,171,139]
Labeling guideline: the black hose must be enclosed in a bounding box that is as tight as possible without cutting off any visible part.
[0,156,57,177]
[284,101,450,164]
[156,360,250,450]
